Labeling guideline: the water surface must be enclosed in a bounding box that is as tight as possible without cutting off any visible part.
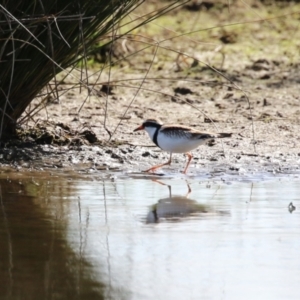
[0,171,299,299]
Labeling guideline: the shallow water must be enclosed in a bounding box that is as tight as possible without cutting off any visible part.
[0,171,299,300]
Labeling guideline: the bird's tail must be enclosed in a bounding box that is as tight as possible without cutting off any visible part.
[217,133,232,138]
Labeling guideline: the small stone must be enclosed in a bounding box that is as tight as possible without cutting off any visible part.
[142,151,151,157]
[111,152,121,159]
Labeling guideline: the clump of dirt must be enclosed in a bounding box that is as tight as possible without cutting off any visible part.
[9,122,99,146]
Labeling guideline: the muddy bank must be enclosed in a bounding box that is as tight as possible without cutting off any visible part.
[0,124,299,177]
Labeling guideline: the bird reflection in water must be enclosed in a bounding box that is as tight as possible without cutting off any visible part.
[146,180,210,223]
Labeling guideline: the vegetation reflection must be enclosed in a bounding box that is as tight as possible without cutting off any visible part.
[0,177,104,300]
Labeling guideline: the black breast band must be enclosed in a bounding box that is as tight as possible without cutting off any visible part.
[153,127,160,148]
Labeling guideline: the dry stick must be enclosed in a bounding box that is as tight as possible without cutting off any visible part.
[54,17,71,48]
[18,85,58,126]
[103,3,120,139]
[78,2,89,96]
[0,14,94,26]
[44,84,51,122]
[76,46,108,116]
[103,3,130,139]
[91,76,224,87]
[0,16,15,139]
[19,111,41,126]
[226,0,231,14]
[0,102,15,122]
[108,42,160,141]
[104,44,113,139]
[44,9,60,105]
[0,5,44,48]
[121,0,190,32]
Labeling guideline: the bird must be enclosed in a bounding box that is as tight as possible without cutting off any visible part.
[133,119,231,174]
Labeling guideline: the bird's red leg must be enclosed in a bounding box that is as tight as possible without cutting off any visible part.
[145,153,172,173]
[185,181,192,197]
[182,152,193,174]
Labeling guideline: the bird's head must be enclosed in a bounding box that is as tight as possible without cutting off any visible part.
[133,119,162,132]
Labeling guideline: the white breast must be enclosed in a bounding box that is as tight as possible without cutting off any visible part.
[157,133,208,153]
[144,126,158,141]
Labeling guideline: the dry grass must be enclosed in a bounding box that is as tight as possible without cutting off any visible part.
[0,0,186,139]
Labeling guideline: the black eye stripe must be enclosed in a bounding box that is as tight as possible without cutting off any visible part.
[143,120,161,128]
[144,122,158,127]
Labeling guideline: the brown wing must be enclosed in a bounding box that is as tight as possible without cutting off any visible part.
[161,124,232,139]
[160,125,215,140]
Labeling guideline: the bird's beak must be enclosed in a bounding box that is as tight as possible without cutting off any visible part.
[133,124,144,132]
